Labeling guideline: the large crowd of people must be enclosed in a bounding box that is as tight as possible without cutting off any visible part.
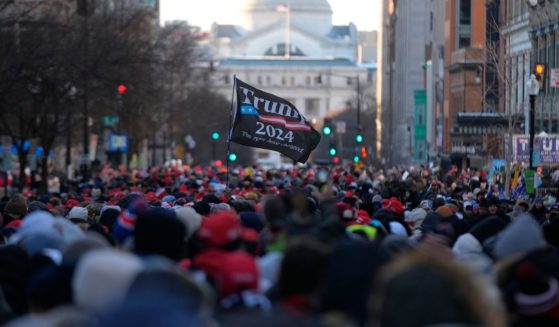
[0,163,558,326]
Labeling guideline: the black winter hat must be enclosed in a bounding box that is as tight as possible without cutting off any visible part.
[487,196,500,207]
[134,208,186,261]
[0,245,31,315]
[470,216,508,244]
[99,208,120,234]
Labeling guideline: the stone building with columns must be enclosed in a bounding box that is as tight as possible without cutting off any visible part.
[208,0,375,166]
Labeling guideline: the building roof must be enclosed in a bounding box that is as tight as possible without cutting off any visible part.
[219,58,360,67]
[243,0,332,13]
[327,25,352,40]
[212,24,242,39]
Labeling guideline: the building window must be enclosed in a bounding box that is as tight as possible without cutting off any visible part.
[346,77,353,86]
[430,12,433,31]
[305,98,320,118]
[224,74,230,84]
[257,76,262,85]
[282,76,287,85]
[290,76,295,85]
[266,76,271,85]
[458,0,471,48]
[313,76,321,84]
[306,76,311,85]
[417,104,425,125]
[264,43,306,57]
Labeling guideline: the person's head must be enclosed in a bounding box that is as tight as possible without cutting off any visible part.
[134,208,186,261]
[516,199,529,211]
[371,251,506,327]
[197,210,242,250]
[487,197,500,215]
[3,195,27,224]
[72,249,143,314]
[99,207,121,234]
[497,258,559,326]
[278,238,330,308]
[66,207,89,230]
[121,267,211,319]
[262,195,288,232]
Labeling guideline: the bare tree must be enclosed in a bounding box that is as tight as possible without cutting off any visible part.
[485,1,524,197]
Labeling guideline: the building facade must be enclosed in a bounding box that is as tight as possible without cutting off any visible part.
[423,0,446,163]
[209,0,374,166]
[439,0,506,168]
[380,0,429,165]
[527,1,559,135]
[502,0,531,135]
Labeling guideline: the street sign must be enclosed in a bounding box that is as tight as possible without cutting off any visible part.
[107,134,128,153]
[102,116,119,126]
[335,121,346,134]
[551,68,559,88]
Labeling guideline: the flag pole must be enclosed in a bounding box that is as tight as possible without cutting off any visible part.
[285,0,291,59]
[226,75,237,187]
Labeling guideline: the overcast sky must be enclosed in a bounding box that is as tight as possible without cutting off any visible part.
[160,0,381,31]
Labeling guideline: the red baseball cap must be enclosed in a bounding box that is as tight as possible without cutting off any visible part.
[67,199,80,208]
[194,249,258,297]
[198,211,242,247]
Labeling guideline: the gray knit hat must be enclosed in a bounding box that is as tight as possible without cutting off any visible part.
[494,214,546,260]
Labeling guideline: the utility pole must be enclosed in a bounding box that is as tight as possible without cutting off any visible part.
[77,0,92,181]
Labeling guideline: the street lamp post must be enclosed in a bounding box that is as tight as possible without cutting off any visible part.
[527,74,540,169]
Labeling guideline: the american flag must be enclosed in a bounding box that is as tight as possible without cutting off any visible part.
[510,178,528,201]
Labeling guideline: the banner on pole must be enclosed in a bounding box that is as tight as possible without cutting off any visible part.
[513,134,559,166]
[229,78,321,163]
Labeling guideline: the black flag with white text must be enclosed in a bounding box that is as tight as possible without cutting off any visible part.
[229,78,321,163]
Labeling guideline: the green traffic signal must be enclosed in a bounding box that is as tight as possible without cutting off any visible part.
[356,134,363,143]
[353,155,359,163]
[329,147,337,156]
[212,132,220,140]
[229,153,237,161]
[323,126,332,136]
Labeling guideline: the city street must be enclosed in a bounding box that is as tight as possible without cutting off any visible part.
[0,1,558,326]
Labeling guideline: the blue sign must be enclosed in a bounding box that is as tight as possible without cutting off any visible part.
[108,134,128,153]
[514,134,559,166]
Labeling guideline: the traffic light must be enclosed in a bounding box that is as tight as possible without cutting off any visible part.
[329,143,337,157]
[361,146,368,159]
[534,63,546,90]
[353,155,359,163]
[211,132,220,140]
[322,118,333,136]
[117,84,127,95]
[332,156,340,164]
[228,153,237,162]
[356,134,363,143]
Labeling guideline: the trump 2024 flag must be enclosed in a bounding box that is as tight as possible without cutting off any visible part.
[230,78,321,163]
